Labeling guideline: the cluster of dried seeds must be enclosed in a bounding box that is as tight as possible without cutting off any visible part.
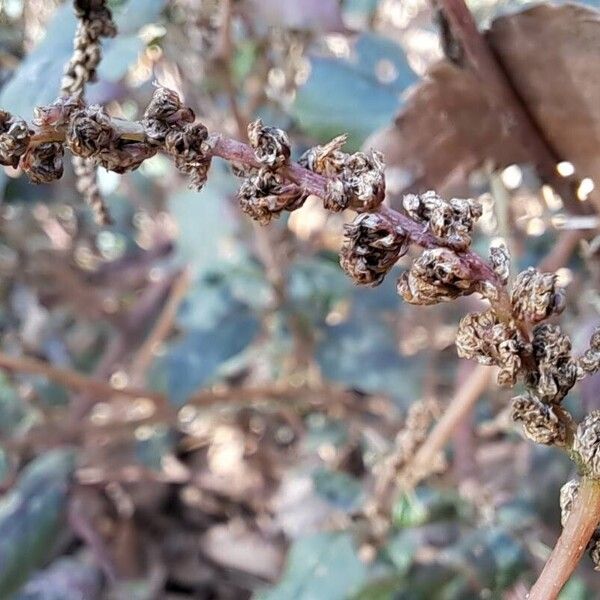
[236,119,306,223]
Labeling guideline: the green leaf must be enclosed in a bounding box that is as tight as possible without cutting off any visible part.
[0,449,75,598]
[257,532,367,600]
[312,468,364,511]
[293,34,416,150]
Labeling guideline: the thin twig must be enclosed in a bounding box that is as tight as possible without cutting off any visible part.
[529,477,600,599]
[129,267,191,385]
[401,364,492,487]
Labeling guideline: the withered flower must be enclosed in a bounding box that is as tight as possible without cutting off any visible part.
[165,123,212,191]
[66,105,116,158]
[340,213,408,286]
[511,393,568,446]
[577,327,600,378]
[573,410,600,477]
[299,134,348,177]
[0,111,30,168]
[143,86,195,144]
[342,150,386,212]
[559,479,579,527]
[489,241,511,285]
[33,97,85,130]
[238,168,307,224]
[403,191,481,251]
[511,267,566,323]
[323,179,350,212]
[456,310,527,386]
[528,324,577,403]
[21,142,64,184]
[247,119,291,169]
[397,248,477,305]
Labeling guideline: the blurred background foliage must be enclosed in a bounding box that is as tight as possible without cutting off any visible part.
[0,0,599,598]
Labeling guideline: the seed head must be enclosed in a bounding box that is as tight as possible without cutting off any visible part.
[299,134,348,177]
[403,191,481,251]
[66,105,115,158]
[143,86,195,144]
[342,150,386,212]
[247,119,291,169]
[456,310,527,386]
[511,267,566,323]
[238,168,307,224]
[573,411,600,477]
[511,394,567,446]
[323,179,350,212]
[559,479,579,527]
[165,123,211,190]
[340,213,408,286]
[489,241,511,285]
[527,324,577,403]
[589,534,600,571]
[21,142,64,184]
[397,248,477,305]
[577,327,600,378]
[0,111,30,168]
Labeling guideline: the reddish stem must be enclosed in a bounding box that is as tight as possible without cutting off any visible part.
[529,477,600,600]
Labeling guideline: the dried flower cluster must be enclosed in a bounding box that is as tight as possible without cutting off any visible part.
[237,119,307,224]
[62,0,117,225]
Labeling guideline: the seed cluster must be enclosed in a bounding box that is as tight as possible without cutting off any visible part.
[236,119,307,223]
[61,0,117,225]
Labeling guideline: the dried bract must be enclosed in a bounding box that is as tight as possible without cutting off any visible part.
[323,179,350,212]
[456,310,527,386]
[489,241,511,285]
[143,87,195,144]
[238,168,307,224]
[34,97,85,130]
[511,267,566,323]
[577,327,600,379]
[529,324,577,403]
[66,105,115,157]
[403,191,481,250]
[560,479,579,527]
[397,248,477,305]
[0,111,30,168]
[340,213,408,286]
[511,394,567,446]
[573,411,600,477]
[21,143,64,184]
[299,134,348,176]
[590,534,600,571]
[342,150,386,211]
[247,119,291,169]
[165,123,211,190]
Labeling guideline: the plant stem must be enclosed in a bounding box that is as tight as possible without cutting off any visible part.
[529,477,600,600]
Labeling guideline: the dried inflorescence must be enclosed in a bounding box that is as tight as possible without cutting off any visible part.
[143,87,210,189]
[340,213,408,286]
[528,324,578,404]
[299,134,348,176]
[573,411,600,477]
[456,310,528,386]
[402,191,482,251]
[511,394,568,446]
[577,327,600,378]
[489,241,511,285]
[247,119,291,169]
[238,168,307,224]
[66,105,115,157]
[20,142,64,184]
[560,479,579,527]
[397,248,478,305]
[61,0,116,96]
[0,111,31,168]
[511,267,566,323]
